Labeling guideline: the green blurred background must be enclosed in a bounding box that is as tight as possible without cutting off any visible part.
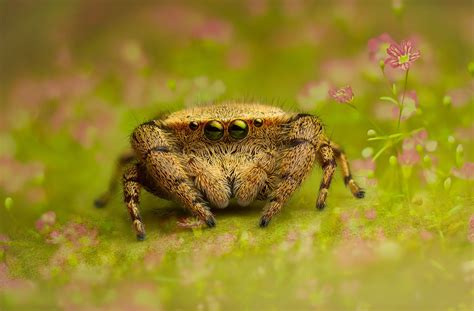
[0,0,473,310]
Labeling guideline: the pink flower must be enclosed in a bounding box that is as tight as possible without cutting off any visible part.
[392,91,418,121]
[192,19,233,44]
[368,33,395,62]
[35,211,56,233]
[386,40,421,71]
[448,87,473,108]
[297,80,329,109]
[398,148,420,166]
[328,86,354,104]
[451,162,474,180]
[351,159,376,173]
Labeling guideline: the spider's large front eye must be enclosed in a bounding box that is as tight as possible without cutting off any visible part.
[229,119,249,140]
[204,120,224,141]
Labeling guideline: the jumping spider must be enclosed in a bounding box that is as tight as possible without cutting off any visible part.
[95,103,364,240]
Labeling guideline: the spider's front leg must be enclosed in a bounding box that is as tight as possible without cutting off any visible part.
[315,144,336,210]
[131,121,216,229]
[259,114,322,227]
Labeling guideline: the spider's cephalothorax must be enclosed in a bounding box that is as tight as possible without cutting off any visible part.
[95,103,365,240]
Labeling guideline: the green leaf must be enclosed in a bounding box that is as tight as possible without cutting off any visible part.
[373,142,392,160]
[379,96,399,106]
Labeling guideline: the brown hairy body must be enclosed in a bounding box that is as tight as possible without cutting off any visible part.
[95,103,364,240]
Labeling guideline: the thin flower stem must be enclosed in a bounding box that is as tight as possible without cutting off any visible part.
[397,69,409,130]
[380,66,395,95]
[347,102,385,135]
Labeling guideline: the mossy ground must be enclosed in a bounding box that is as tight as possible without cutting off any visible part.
[1,1,473,310]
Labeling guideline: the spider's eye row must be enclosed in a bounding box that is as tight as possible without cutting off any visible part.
[189,121,199,130]
[253,118,264,127]
[204,120,224,140]
[229,119,249,140]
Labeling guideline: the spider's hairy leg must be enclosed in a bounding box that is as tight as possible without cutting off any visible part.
[94,151,135,208]
[123,164,146,241]
[131,121,216,227]
[259,114,320,227]
[234,151,275,207]
[315,144,337,210]
[330,143,365,199]
[187,156,230,208]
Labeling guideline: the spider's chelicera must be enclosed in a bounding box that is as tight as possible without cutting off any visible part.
[95,103,365,240]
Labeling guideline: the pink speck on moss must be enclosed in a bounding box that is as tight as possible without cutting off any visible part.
[176,217,205,229]
[46,230,64,244]
[340,209,361,224]
[365,208,377,220]
[0,263,35,292]
[144,234,184,270]
[63,222,99,247]
[468,215,474,243]
[420,229,434,241]
[102,281,160,311]
[334,237,376,268]
[35,211,56,233]
[0,234,10,250]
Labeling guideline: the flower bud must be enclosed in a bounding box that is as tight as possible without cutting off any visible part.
[423,155,431,165]
[447,136,455,144]
[362,147,374,159]
[468,61,474,78]
[442,95,452,106]
[4,197,13,211]
[443,177,452,191]
[367,129,377,137]
[389,155,398,166]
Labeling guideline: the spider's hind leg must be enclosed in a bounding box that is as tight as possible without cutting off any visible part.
[330,143,365,199]
[94,151,136,208]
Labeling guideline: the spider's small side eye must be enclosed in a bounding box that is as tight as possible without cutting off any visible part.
[254,118,264,127]
[204,120,224,140]
[189,121,199,130]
